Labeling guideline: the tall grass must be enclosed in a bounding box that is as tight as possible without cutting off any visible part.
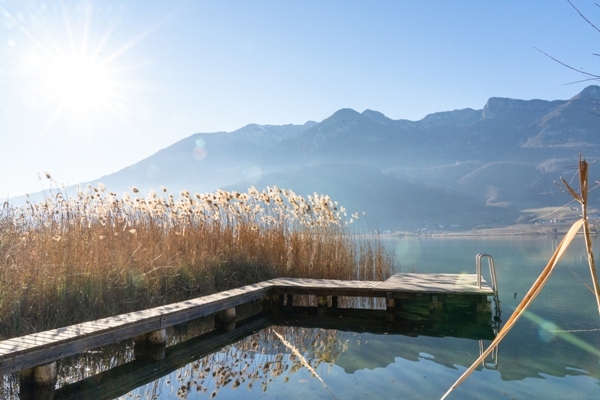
[0,181,393,338]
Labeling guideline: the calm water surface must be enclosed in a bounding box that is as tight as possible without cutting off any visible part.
[66,236,600,399]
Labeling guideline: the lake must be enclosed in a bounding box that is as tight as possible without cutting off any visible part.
[10,235,600,399]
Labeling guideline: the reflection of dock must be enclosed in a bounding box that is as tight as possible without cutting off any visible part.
[1,271,497,395]
[53,306,496,400]
[273,307,496,340]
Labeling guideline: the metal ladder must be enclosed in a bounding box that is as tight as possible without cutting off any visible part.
[476,253,501,369]
[476,253,500,313]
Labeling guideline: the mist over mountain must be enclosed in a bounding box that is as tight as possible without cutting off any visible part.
[53,86,600,230]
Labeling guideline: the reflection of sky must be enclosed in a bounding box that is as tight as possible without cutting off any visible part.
[122,324,600,400]
[125,353,600,400]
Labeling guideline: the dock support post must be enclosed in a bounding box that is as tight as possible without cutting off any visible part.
[19,362,57,400]
[386,292,396,321]
[317,295,328,316]
[268,293,281,313]
[215,307,236,331]
[475,297,491,313]
[331,296,339,309]
[286,294,294,307]
[429,295,444,320]
[134,329,168,360]
[19,361,57,387]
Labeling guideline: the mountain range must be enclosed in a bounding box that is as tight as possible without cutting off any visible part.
[76,85,600,231]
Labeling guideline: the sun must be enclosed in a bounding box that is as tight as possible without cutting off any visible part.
[45,53,113,118]
[3,3,154,136]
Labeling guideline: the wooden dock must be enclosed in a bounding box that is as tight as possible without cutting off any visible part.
[0,273,495,382]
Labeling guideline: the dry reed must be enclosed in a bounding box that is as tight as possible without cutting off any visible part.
[0,181,393,338]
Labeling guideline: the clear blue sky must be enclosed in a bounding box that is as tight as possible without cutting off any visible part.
[0,0,598,198]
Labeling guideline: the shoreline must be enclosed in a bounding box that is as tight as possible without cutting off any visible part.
[385,222,597,238]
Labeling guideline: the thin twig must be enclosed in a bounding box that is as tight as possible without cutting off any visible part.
[527,199,577,222]
[534,47,600,79]
[570,269,595,294]
[567,0,600,34]
[550,328,600,332]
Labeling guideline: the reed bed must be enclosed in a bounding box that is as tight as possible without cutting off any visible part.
[0,181,393,339]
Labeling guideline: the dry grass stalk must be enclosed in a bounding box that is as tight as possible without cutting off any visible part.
[576,158,600,315]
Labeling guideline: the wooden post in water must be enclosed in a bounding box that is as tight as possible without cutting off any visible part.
[386,292,396,321]
[134,329,168,361]
[215,307,237,331]
[317,295,328,316]
[19,361,57,400]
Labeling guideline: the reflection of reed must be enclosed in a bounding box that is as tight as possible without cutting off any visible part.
[0,374,18,399]
[161,326,346,398]
[0,314,350,399]
[57,314,219,387]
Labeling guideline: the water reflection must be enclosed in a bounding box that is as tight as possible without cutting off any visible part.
[44,300,496,400]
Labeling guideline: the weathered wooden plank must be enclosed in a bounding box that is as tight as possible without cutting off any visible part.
[0,341,31,353]
[381,273,494,294]
[159,288,271,327]
[0,317,164,375]
[272,287,388,299]
[270,277,389,298]
[0,282,274,374]
[270,277,382,289]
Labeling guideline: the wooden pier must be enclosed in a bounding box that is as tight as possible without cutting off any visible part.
[0,272,496,390]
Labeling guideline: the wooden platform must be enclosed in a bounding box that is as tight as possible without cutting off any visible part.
[271,273,493,296]
[0,273,494,377]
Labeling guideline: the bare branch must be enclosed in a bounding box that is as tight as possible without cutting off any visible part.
[567,0,600,34]
[564,77,600,85]
[534,47,600,79]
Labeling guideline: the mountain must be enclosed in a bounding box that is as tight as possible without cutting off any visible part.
[43,85,600,231]
[93,122,314,195]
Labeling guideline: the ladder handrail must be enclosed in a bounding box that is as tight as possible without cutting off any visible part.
[476,253,500,313]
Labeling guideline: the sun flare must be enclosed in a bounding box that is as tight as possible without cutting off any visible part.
[3,3,153,136]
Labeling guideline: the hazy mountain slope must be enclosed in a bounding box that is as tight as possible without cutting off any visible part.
[525,85,600,149]
[93,123,311,194]
[224,163,492,230]
[456,162,558,208]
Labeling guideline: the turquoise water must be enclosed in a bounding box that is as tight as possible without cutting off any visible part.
[78,236,600,399]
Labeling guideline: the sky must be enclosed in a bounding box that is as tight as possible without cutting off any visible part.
[0,0,598,199]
